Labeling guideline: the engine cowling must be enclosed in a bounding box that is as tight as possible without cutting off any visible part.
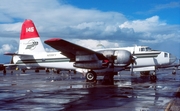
[114,50,132,67]
[98,50,132,67]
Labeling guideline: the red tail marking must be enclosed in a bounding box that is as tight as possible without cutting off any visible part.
[20,19,40,40]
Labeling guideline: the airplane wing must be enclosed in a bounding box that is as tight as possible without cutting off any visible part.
[44,38,107,61]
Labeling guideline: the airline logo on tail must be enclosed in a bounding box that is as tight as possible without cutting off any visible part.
[25,40,38,50]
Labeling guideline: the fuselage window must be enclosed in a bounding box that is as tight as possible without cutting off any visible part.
[164,53,168,57]
[139,47,152,52]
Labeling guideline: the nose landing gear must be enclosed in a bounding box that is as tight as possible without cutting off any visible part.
[150,71,157,81]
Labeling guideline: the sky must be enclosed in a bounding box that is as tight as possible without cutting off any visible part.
[0,0,180,63]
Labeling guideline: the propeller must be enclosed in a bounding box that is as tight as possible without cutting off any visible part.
[130,49,137,75]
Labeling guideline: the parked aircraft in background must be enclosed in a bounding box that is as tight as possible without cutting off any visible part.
[0,64,5,73]
[44,38,177,82]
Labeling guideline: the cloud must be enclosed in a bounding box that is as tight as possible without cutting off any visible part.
[0,0,180,59]
[0,44,13,54]
[72,39,121,49]
[0,0,178,43]
[0,0,127,38]
[0,39,18,54]
[119,16,180,44]
[119,16,165,32]
[149,1,180,13]
[136,1,180,15]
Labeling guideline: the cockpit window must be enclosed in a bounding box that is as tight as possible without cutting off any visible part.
[140,48,145,51]
[164,53,168,57]
[140,47,152,52]
[146,47,151,51]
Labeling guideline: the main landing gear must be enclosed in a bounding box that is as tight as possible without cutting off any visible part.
[86,71,97,82]
[140,71,157,82]
[150,72,157,82]
[3,69,6,74]
[172,69,176,75]
[21,69,26,73]
[85,70,114,85]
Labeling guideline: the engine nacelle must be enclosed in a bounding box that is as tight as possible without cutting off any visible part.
[114,50,132,67]
[98,50,132,67]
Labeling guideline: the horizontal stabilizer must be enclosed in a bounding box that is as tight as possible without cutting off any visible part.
[3,64,17,67]
[4,52,33,57]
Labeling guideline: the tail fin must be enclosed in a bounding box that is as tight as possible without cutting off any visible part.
[18,19,45,54]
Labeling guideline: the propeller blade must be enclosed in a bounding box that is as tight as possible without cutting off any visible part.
[130,55,137,75]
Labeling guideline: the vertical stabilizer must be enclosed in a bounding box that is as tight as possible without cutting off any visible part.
[18,19,45,54]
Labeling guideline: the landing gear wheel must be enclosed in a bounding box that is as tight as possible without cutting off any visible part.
[22,69,25,73]
[172,70,176,75]
[150,74,157,81]
[46,69,50,73]
[57,70,60,74]
[73,70,76,74]
[3,69,6,74]
[35,69,39,73]
[140,71,150,75]
[86,71,97,82]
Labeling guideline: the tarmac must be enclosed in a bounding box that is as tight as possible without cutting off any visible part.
[0,69,180,111]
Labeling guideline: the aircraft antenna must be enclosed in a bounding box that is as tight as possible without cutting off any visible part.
[97,41,105,48]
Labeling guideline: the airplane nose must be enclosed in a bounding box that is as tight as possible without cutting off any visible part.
[169,53,177,64]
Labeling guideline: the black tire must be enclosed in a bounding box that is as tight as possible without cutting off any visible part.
[57,70,60,74]
[46,69,50,73]
[86,71,97,82]
[3,70,6,74]
[22,69,25,73]
[150,75,157,81]
[140,71,150,75]
[35,69,39,73]
[172,70,176,75]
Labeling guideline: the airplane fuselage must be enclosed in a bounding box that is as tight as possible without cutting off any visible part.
[12,45,176,73]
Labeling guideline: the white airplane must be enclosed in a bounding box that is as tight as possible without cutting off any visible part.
[2,19,177,84]
[44,39,177,83]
